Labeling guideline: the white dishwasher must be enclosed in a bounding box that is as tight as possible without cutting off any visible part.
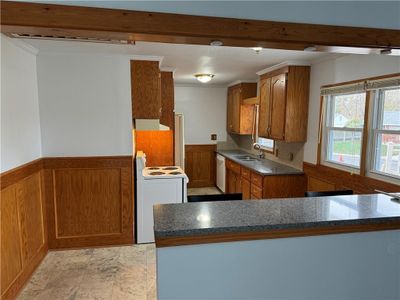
[216,154,226,192]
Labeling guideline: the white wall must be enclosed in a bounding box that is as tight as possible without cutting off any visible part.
[36,53,133,156]
[1,36,42,172]
[175,86,227,145]
[304,54,400,164]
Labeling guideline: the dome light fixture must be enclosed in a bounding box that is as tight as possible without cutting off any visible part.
[195,73,215,83]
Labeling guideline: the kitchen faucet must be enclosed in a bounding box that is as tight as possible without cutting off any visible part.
[253,143,265,159]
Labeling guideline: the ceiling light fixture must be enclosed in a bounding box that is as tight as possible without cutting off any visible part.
[210,40,223,46]
[195,74,215,83]
[380,48,392,55]
[304,45,317,52]
[251,47,263,54]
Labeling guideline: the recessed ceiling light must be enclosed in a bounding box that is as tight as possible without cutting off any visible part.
[195,74,215,83]
[380,48,392,55]
[304,45,317,52]
[251,47,263,54]
[210,40,223,46]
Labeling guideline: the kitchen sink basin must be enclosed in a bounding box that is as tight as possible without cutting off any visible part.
[234,155,258,161]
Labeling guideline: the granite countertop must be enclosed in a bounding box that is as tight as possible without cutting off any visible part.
[153,194,400,246]
[216,149,303,176]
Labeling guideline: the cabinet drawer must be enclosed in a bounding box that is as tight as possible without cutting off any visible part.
[251,184,262,199]
[251,172,263,188]
[241,167,251,180]
[226,160,241,174]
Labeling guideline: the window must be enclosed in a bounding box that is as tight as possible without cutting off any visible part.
[323,92,366,169]
[319,74,400,183]
[258,137,274,152]
[370,88,400,178]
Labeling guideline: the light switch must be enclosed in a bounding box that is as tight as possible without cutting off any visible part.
[211,134,217,141]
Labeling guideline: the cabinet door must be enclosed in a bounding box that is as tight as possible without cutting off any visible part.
[226,169,234,193]
[258,77,272,138]
[241,178,251,200]
[269,73,287,140]
[231,87,241,134]
[131,60,161,119]
[160,71,174,129]
[227,89,234,133]
[235,173,242,193]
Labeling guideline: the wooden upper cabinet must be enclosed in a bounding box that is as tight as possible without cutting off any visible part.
[131,60,161,119]
[160,71,175,129]
[258,77,271,138]
[269,73,287,140]
[227,83,257,135]
[258,66,310,142]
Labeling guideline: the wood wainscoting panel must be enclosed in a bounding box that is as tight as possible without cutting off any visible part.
[1,186,23,296]
[308,176,336,192]
[135,130,174,166]
[53,168,122,237]
[304,162,400,194]
[43,156,134,249]
[1,168,47,300]
[185,144,216,188]
[16,172,46,266]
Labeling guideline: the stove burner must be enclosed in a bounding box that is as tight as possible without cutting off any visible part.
[163,167,178,170]
[148,167,160,170]
[149,171,165,175]
[169,171,182,175]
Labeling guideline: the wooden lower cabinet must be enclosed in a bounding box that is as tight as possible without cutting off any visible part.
[226,168,242,194]
[225,159,306,199]
[241,178,251,199]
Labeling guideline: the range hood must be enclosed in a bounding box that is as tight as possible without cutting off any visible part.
[135,119,170,131]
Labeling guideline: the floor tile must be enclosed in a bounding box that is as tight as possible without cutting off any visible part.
[17,244,157,300]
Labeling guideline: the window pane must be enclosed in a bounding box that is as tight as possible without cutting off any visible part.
[331,93,366,128]
[258,137,274,150]
[381,88,400,130]
[374,133,400,177]
[327,130,362,167]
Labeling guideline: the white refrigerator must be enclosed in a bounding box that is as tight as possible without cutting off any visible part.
[174,113,185,170]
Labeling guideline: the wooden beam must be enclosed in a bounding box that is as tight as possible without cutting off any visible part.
[1,1,400,51]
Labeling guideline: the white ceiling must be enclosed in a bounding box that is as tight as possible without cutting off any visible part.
[22,38,331,86]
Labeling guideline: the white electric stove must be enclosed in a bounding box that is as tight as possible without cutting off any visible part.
[136,151,189,243]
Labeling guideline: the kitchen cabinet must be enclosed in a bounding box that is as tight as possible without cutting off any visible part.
[225,159,306,199]
[258,66,310,142]
[226,159,242,194]
[227,83,257,135]
[160,71,175,129]
[131,60,161,119]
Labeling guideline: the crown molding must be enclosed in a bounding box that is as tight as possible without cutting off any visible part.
[256,60,311,76]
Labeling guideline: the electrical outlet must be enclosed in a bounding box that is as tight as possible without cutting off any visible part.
[289,152,294,161]
[211,134,217,141]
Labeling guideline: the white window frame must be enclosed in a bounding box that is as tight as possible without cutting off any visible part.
[321,93,366,173]
[258,136,274,153]
[367,88,400,182]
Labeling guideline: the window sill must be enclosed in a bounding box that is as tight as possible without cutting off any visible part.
[321,160,361,175]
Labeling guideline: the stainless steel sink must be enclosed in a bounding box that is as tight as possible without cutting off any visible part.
[234,155,258,161]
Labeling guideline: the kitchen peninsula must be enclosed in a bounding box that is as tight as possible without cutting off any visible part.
[154,194,400,300]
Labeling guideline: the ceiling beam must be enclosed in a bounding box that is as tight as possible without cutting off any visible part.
[1,1,399,52]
